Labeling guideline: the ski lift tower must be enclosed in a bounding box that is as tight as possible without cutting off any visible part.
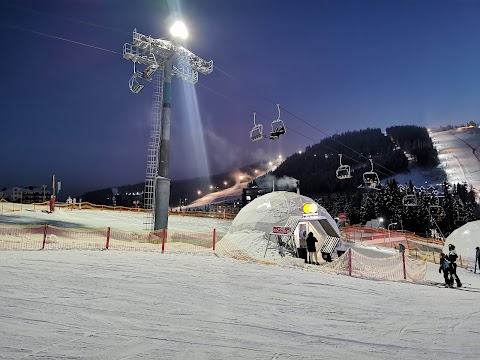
[123,23,213,231]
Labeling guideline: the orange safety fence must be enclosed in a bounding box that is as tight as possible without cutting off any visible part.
[0,199,238,219]
[344,225,443,249]
[0,224,45,250]
[324,248,427,282]
[0,224,220,253]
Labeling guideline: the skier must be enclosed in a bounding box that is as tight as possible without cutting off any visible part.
[475,246,480,273]
[277,236,285,257]
[439,253,453,287]
[447,244,462,287]
[306,232,319,265]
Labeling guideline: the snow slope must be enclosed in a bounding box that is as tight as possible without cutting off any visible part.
[1,250,479,359]
[433,128,480,196]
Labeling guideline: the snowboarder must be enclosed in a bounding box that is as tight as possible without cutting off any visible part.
[439,253,453,287]
[298,230,307,263]
[306,232,319,265]
[447,244,462,287]
[475,246,480,273]
[398,243,405,253]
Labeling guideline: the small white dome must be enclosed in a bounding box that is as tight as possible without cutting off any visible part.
[218,191,340,261]
[443,220,480,266]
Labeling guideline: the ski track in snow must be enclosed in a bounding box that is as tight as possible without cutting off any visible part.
[1,250,479,359]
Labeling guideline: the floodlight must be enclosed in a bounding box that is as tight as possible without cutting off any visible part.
[170,21,189,40]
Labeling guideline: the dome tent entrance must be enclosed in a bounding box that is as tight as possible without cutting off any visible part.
[217,191,342,262]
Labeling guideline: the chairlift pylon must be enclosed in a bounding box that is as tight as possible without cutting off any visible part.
[336,154,352,180]
[269,104,286,140]
[360,158,380,189]
[249,112,265,141]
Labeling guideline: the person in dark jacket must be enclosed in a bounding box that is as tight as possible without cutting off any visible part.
[306,232,319,265]
[476,246,480,273]
[439,253,453,287]
[447,244,462,287]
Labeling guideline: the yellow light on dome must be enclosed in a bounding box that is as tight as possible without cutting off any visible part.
[303,203,318,214]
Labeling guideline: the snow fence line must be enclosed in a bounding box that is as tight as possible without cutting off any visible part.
[0,200,236,220]
[0,224,427,282]
[215,238,427,282]
[322,248,427,282]
[0,224,220,253]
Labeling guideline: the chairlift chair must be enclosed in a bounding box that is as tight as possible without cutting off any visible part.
[402,194,418,207]
[249,112,265,141]
[269,104,286,139]
[429,205,446,221]
[137,54,158,81]
[336,154,352,180]
[455,210,467,224]
[362,159,380,189]
[129,74,144,94]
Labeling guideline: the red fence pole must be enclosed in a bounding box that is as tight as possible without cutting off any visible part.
[212,228,216,251]
[42,224,48,250]
[402,252,407,280]
[161,229,166,253]
[106,227,110,249]
[348,248,352,276]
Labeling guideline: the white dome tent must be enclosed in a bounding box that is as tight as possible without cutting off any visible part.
[442,220,480,267]
[217,191,342,262]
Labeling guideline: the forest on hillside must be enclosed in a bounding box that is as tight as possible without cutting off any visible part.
[271,128,407,194]
[315,181,479,237]
[386,125,439,166]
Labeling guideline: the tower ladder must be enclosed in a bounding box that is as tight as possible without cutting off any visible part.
[143,69,164,230]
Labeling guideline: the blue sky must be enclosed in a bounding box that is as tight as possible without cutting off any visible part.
[1,0,480,196]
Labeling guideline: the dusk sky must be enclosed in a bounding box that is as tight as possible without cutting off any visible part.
[1,0,480,197]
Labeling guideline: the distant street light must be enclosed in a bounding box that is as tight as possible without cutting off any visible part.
[388,222,398,241]
[223,181,227,186]
[197,190,201,196]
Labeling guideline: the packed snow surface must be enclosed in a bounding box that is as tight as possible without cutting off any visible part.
[433,128,480,196]
[1,250,480,359]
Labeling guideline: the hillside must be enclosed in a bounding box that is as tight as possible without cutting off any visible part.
[81,126,441,206]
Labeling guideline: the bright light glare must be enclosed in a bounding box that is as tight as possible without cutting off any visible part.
[378,217,384,223]
[170,21,189,39]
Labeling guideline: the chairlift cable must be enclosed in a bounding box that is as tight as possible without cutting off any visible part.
[3,15,401,181]
[3,2,131,35]
[0,23,120,55]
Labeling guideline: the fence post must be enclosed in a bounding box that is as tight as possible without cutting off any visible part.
[161,229,166,253]
[459,255,463,268]
[105,227,110,249]
[402,252,407,280]
[348,248,352,276]
[212,228,216,251]
[42,224,48,250]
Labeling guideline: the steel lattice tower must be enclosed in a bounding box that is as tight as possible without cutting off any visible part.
[123,29,213,230]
